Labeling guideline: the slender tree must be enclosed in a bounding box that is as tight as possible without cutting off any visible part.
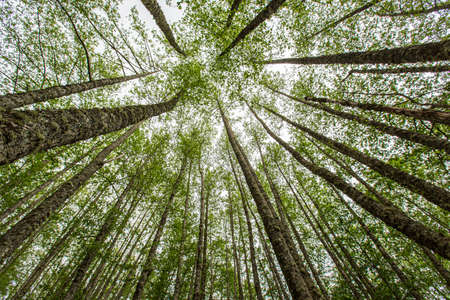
[348,65,450,75]
[218,101,315,299]
[376,4,450,17]
[223,0,243,31]
[173,161,192,300]
[0,72,154,110]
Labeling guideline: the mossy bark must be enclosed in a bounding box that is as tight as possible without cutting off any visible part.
[266,40,450,64]
[0,91,181,165]
[0,72,153,110]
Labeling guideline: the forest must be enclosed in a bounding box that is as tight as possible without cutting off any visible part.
[0,0,449,299]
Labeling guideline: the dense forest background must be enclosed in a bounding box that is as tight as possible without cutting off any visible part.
[0,0,448,299]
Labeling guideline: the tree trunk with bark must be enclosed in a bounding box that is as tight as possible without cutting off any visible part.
[0,72,153,110]
[0,91,182,165]
[218,102,315,299]
[265,40,450,64]
[141,0,186,56]
[229,196,244,300]
[349,65,450,75]
[228,150,264,300]
[173,162,192,300]
[193,163,207,300]
[219,0,286,56]
[63,173,137,300]
[0,123,140,261]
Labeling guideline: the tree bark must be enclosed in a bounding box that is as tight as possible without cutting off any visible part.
[268,87,450,153]
[228,150,264,300]
[0,144,94,223]
[193,163,206,300]
[0,91,182,165]
[249,106,450,259]
[218,102,314,299]
[0,122,140,261]
[262,105,450,211]
[219,0,286,56]
[349,65,450,75]
[291,93,450,125]
[330,186,424,300]
[141,0,186,56]
[229,196,244,300]
[200,185,210,298]
[266,40,450,64]
[0,72,153,110]
[377,4,450,17]
[255,137,322,299]
[173,161,192,300]
[132,157,187,300]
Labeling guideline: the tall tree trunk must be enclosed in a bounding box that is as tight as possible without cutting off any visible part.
[265,40,450,64]
[302,186,377,298]
[140,0,186,56]
[10,188,105,300]
[309,0,380,39]
[0,72,153,110]
[237,211,253,299]
[267,87,450,153]
[255,137,322,299]
[274,161,331,299]
[223,0,243,30]
[193,162,206,300]
[376,4,450,17]
[249,106,450,259]
[349,65,450,75]
[290,185,364,299]
[63,172,137,300]
[173,161,192,300]
[251,211,290,300]
[0,123,140,261]
[228,150,264,300]
[262,105,449,211]
[200,185,210,298]
[219,0,287,56]
[229,196,244,300]
[0,91,182,165]
[277,92,450,125]
[132,157,187,300]
[218,102,314,299]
